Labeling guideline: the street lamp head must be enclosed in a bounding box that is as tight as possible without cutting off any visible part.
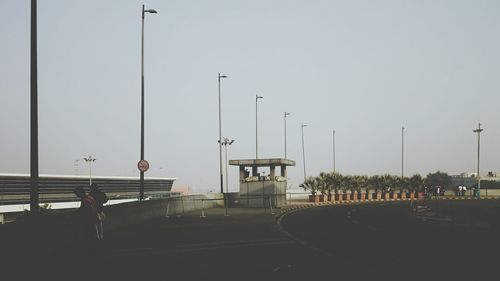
[84,156,96,162]
[285,112,291,116]
[145,9,158,14]
[219,74,227,79]
[302,124,308,128]
[256,95,263,100]
[229,139,235,145]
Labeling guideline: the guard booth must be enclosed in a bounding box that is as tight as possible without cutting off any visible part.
[229,158,295,208]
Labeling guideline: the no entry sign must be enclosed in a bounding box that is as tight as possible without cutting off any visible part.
[137,160,150,172]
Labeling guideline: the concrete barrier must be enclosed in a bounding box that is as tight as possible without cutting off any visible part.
[0,194,222,256]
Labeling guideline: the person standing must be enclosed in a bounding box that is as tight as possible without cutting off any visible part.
[74,187,98,254]
[90,183,108,240]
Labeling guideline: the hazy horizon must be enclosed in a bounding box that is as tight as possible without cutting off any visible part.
[1,0,499,193]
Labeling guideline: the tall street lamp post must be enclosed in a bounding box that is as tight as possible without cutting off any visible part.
[30,0,39,215]
[218,73,227,194]
[402,126,404,178]
[284,112,290,159]
[473,123,483,198]
[301,123,308,182]
[332,130,336,173]
[140,5,157,201]
[221,137,235,193]
[84,155,96,186]
[255,95,263,159]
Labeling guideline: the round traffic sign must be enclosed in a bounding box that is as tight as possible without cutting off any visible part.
[137,160,150,172]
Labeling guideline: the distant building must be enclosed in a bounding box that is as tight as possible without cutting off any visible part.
[170,186,190,196]
[0,173,176,205]
[450,171,500,189]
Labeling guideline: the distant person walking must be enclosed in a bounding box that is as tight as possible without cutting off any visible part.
[90,183,108,240]
[463,186,467,197]
[74,187,98,254]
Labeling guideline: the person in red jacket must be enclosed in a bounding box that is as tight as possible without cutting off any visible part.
[74,187,98,254]
[89,183,108,240]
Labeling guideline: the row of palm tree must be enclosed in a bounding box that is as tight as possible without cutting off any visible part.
[302,172,425,196]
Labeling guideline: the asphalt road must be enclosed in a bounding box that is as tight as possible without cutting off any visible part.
[280,201,500,280]
[5,200,500,280]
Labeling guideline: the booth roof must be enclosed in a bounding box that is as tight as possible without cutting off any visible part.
[228,158,296,167]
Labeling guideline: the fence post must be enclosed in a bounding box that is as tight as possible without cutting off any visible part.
[200,199,206,218]
[165,200,170,218]
[269,196,275,215]
[224,196,230,217]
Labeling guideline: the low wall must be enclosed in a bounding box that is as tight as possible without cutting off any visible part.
[0,194,222,257]
[104,194,221,231]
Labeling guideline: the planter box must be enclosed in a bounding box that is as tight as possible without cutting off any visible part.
[335,194,342,202]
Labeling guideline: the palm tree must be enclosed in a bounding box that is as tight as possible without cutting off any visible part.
[381,174,393,193]
[328,172,343,200]
[331,172,342,194]
[341,175,353,200]
[302,176,319,196]
[357,175,369,199]
[317,172,329,196]
[369,175,382,193]
[409,174,424,193]
[323,172,336,199]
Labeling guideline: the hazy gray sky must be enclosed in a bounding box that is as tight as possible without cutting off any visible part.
[1,0,499,193]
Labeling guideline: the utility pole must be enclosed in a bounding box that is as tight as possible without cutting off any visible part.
[402,126,404,178]
[255,95,263,159]
[30,0,39,215]
[84,155,96,186]
[74,159,79,175]
[140,4,157,200]
[301,123,308,182]
[332,130,336,173]
[218,73,227,194]
[284,112,290,158]
[473,123,483,198]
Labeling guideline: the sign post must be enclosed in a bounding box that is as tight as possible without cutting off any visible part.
[138,160,150,200]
